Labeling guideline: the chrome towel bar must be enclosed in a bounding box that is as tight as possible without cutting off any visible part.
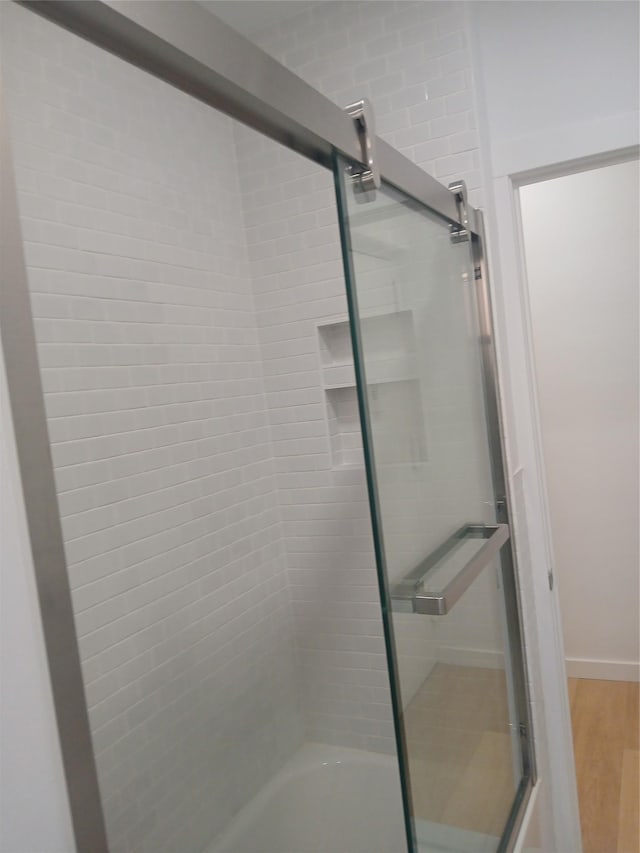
[391,523,510,616]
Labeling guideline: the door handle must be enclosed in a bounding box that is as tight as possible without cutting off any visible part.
[391,523,510,616]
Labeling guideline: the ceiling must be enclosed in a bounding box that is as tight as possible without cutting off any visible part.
[200,1,314,38]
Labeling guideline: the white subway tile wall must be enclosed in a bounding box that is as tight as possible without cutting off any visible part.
[253,0,483,204]
[235,0,486,742]
[1,6,304,852]
[2,0,489,848]
[234,124,400,747]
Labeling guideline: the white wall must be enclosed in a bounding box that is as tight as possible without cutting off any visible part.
[520,159,640,680]
[469,1,639,850]
[470,0,640,178]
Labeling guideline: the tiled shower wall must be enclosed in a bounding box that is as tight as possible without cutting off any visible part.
[255,1,483,201]
[3,0,494,847]
[1,6,303,852]
[237,0,487,744]
[235,128,399,748]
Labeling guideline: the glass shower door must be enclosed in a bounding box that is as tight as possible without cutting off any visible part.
[334,161,531,853]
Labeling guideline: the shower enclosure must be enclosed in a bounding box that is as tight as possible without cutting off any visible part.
[1,2,533,852]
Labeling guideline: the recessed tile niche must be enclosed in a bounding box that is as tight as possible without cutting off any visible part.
[317,312,428,469]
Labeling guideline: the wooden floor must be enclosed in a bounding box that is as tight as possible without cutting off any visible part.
[403,669,640,849]
[404,663,515,838]
[569,677,640,853]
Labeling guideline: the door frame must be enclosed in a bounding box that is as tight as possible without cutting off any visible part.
[483,145,639,851]
[509,146,639,845]
[516,148,640,685]
[488,168,582,852]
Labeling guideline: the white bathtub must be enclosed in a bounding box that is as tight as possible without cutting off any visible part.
[208,743,407,853]
[207,743,498,853]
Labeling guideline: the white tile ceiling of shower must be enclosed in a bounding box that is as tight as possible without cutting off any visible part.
[237,0,483,749]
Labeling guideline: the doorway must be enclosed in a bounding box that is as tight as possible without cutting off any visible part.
[518,156,639,852]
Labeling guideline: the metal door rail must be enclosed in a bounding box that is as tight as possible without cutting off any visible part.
[391,523,510,615]
[17,0,475,233]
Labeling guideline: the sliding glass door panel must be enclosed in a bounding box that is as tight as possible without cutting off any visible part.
[334,159,530,853]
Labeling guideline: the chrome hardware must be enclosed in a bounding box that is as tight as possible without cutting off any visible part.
[450,226,470,243]
[345,98,380,201]
[448,179,469,226]
[448,179,469,241]
[391,523,510,616]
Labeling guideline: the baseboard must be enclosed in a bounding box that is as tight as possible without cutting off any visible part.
[437,650,640,681]
[565,657,640,682]
[437,646,504,670]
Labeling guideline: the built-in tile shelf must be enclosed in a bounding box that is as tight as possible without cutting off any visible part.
[317,311,419,387]
[322,356,419,390]
[325,386,363,468]
[318,312,428,468]
[323,365,357,390]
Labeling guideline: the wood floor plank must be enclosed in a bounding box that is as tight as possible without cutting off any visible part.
[617,749,639,853]
[405,664,515,836]
[569,676,579,706]
[625,681,639,752]
[570,679,640,853]
[439,730,514,837]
